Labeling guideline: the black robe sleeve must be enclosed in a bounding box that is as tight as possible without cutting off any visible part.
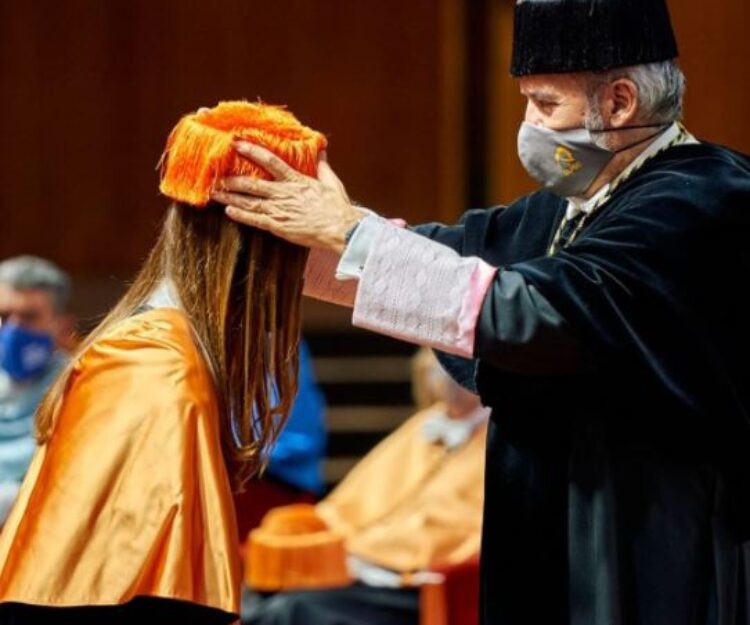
[475,157,750,416]
[415,149,750,400]
[414,197,586,380]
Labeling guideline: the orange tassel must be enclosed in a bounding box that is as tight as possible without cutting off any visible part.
[159,101,327,207]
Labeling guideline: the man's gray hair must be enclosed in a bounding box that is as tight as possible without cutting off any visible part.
[586,59,687,126]
[0,255,72,314]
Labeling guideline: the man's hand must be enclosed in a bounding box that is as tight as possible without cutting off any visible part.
[211,142,363,254]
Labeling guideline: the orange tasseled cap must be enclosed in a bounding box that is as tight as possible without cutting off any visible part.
[244,504,352,592]
[159,101,327,207]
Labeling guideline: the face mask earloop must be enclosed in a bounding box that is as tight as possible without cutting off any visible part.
[590,123,672,154]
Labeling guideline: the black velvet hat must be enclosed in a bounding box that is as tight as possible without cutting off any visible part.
[511,0,679,77]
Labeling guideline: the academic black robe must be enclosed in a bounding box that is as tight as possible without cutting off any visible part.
[416,142,750,625]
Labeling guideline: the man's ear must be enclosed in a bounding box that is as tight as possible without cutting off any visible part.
[609,78,639,127]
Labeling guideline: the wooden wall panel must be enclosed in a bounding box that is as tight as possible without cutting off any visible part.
[670,0,750,150]
[0,0,466,317]
[487,0,536,206]
[487,0,750,205]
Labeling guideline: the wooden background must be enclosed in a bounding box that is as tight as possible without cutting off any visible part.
[0,0,747,318]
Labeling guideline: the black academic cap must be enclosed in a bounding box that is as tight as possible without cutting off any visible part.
[511,0,679,77]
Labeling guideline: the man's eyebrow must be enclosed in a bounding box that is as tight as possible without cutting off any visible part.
[522,88,560,101]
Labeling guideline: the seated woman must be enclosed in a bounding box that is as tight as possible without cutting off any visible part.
[0,101,327,624]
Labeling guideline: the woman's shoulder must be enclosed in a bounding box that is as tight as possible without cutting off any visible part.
[75,308,215,406]
[98,307,194,348]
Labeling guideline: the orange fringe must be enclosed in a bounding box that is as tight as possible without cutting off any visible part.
[245,504,352,591]
[159,101,328,207]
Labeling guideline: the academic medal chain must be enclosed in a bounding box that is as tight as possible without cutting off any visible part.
[547,125,690,256]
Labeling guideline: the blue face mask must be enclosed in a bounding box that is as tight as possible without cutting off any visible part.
[0,322,54,382]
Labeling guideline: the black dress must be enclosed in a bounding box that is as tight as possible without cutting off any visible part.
[417,142,750,625]
[0,597,236,624]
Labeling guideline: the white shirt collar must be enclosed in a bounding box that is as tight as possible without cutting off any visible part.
[566,123,698,220]
[422,404,490,450]
[145,279,181,310]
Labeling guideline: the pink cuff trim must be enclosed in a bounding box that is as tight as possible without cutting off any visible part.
[454,260,498,357]
[303,247,356,308]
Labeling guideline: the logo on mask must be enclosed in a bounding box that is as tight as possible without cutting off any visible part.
[554,146,583,177]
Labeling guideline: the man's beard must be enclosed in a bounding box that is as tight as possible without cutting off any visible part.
[583,101,614,150]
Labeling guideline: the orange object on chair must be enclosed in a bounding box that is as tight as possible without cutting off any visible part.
[245,504,352,592]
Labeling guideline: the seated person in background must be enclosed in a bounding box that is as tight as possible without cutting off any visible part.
[0,256,74,524]
[267,340,326,495]
[243,348,488,625]
[234,338,327,539]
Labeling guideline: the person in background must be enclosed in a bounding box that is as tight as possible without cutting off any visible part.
[234,338,327,541]
[267,340,326,496]
[243,348,487,625]
[0,256,73,524]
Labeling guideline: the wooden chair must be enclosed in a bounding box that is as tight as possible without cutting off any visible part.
[420,555,480,625]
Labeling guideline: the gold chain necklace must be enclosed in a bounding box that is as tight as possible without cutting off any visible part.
[547,125,688,256]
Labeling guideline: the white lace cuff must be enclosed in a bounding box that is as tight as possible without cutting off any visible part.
[352,222,497,357]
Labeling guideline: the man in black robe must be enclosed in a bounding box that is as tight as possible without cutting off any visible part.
[212,0,750,622]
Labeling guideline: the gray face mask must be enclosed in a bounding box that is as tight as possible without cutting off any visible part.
[517,121,668,198]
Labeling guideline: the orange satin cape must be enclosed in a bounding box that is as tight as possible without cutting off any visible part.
[0,308,240,617]
[316,404,486,573]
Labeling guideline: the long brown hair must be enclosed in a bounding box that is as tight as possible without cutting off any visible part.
[35,203,308,488]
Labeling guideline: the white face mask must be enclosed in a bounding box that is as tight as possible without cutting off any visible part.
[517,122,668,198]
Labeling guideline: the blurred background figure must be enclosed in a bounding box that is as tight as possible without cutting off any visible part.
[266,340,327,496]
[234,339,327,542]
[0,256,74,524]
[242,348,488,625]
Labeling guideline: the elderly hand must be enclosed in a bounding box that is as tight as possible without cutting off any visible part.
[211,142,364,254]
